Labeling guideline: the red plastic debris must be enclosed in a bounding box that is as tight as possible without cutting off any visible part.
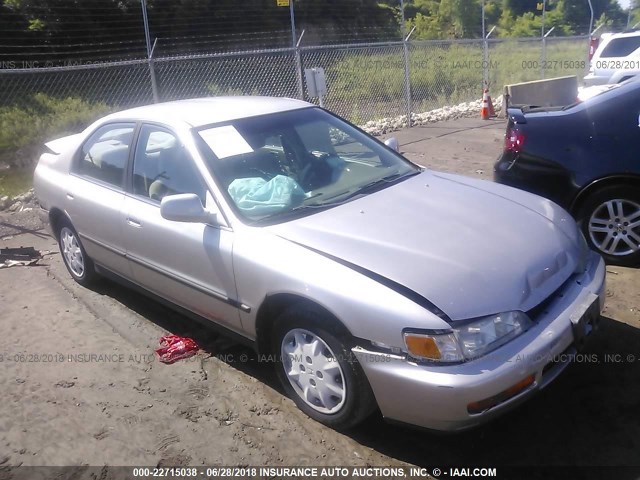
[155,335,199,364]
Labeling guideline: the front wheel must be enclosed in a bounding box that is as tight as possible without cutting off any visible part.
[272,306,377,430]
[578,185,640,267]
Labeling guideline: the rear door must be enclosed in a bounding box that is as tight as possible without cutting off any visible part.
[66,122,135,276]
[122,123,243,331]
[587,86,640,175]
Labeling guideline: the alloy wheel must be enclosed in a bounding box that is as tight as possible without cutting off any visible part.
[588,199,640,256]
[60,227,85,278]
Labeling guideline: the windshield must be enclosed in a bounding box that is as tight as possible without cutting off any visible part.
[194,107,419,223]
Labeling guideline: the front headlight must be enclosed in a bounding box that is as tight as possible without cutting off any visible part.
[403,311,532,363]
[455,311,532,360]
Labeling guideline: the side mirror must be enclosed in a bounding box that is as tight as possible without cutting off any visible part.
[160,193,217,224]
[384,137,399,152]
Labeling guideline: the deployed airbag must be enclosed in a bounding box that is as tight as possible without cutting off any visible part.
[228,175,305,215]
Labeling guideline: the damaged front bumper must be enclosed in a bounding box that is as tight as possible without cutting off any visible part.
[353,251,606,432]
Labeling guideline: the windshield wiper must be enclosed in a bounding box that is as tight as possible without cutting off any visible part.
[363,170,418,189]
[252,170,421,224]
[329,169,421,203]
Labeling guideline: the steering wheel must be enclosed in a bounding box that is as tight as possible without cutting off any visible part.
[150,171,168,183]
[300,153,337,191]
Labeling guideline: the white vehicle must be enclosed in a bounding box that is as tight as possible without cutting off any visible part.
[584,30,640,86]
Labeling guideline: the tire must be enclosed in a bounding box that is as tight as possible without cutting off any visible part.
[272,305,377,430]
[577,185,640,267]
[57,218,98,286]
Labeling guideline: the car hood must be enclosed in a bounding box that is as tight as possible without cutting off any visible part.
[268,171,581,321]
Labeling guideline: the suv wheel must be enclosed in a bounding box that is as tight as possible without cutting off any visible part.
[578,185,640,266]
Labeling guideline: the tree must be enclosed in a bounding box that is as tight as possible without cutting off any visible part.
[630,0,640,27]
[562,0,626,34]
[407,0,482,39]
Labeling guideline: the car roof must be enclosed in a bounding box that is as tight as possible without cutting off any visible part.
[101,96,314,129]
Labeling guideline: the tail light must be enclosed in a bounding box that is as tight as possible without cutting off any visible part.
[588,37,599,61]
[504,126,525,154]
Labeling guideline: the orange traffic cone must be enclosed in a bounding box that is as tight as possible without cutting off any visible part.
[480,89,490,120]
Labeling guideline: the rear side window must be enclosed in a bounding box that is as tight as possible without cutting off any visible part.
[132,124,206,203]
[600,37,640,58]
[75,123,135,188]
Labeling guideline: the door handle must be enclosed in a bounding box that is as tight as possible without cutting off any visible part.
[127,217,142,228]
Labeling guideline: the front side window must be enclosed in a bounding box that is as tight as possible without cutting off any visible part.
[75,123,135,188]
[194,107,419,223]
[132,125,206,203]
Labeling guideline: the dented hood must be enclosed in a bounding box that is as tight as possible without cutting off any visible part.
[269,171,581,321]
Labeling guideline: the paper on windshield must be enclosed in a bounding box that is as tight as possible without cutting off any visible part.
[199,125,253,159]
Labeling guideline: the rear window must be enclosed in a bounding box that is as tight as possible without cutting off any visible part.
[75,123,135,188]
[600,37,640,58]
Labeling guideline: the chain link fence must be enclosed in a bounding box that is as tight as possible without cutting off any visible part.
[156,48,301,102]
[0,35,589,126]
[487,36,589,88]
[301,43,407,123]
[410,39,485,114]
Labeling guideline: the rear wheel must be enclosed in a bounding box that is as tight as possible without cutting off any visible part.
[57,218,97,286]
[577,185,640,266]
[272,305,377,430]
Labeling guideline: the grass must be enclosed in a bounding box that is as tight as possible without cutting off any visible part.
[0,36,589,199]
[0,94,111,165]
[0,93,112,196]
[318,37,587,122]
[0,167,34,198]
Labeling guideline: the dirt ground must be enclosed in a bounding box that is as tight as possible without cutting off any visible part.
[1,118,639,469]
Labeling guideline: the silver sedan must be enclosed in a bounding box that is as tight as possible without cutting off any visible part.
[34,97,605,431]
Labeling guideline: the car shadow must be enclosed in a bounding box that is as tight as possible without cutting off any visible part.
[86,277,640,467]
[0,221,48,239]
[88,276,283,391]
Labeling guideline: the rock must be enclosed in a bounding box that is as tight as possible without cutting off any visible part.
[358,97,492,137]
[55,380,75,388]
[0,196,8,210]
[8,201,20,212]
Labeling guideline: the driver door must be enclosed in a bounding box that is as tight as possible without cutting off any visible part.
[123,124,242,332]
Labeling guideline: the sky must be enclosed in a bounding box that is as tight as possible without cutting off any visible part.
[617,0,631,9]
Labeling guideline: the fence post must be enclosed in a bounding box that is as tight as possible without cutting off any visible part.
[148,40,160,103]
[400,0,412,127]
[141,0,160,102]
[482,0,487,89]
[290,0,304,100]
[540,0,546,79]
[295,45,304,101]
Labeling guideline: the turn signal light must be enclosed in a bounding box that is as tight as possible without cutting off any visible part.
[404,335,441,360]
